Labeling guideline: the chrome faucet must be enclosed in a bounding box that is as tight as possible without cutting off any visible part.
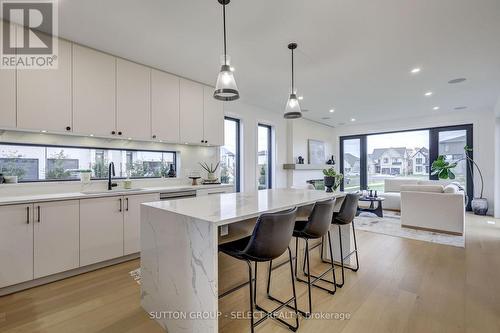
[108,162,117,190]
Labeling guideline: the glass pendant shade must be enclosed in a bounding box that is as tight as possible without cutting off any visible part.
[284,93,302,119]
[214,64,239,101]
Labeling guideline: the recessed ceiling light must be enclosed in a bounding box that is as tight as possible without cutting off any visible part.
[454,106,467,110]
[487,221,496,225]
[433,106,440,110]
[410,67,421,74]
[128,137,132,140]
[41,130,47,133]
[424,91,433,96]
[89,134,94,137]
[298,96,304,100]
[351,118,356,122]
[159,140,163,143]
[448,78,466,84]
[185,142,189,145]
[329,109,335,113]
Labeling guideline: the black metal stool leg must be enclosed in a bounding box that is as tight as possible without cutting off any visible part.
[246,260,255,333]
[352,222,360,271]
[327,230,337,292]
[305,239,313,316]
[337,224,345,288]
[288,247,300,330]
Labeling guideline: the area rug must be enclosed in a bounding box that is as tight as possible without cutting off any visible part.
[354,211,465,248]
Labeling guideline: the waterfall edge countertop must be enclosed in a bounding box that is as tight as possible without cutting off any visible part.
[140,189,347,333]
[142,188,344,226]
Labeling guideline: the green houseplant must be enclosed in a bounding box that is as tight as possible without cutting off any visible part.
[431,145,486,215]
[322,167,343,193]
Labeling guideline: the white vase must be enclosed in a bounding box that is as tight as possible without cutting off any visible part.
[80,172,91,184]
[207,172,217,181]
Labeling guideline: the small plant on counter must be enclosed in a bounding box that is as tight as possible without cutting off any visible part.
[199,162,220,181]
[322,167,344,192]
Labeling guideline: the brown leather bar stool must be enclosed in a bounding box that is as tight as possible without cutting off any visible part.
[219,208,300,332]
[268,198,337,317]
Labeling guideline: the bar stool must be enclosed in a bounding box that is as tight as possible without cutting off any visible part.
[219,208,300,332]
[324,193,360,287]
[269,198,337,317]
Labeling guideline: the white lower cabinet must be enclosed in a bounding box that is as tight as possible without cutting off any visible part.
[80,197,124,266]
[33,200,80,279]
[0,204,33,288]
[124,193,160,255]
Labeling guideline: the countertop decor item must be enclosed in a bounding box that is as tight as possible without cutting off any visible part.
[167,164,176,178]
[78,169,92,183]
[326,155,336,165]
[308,139,326,164]
[431,145,486,215]
[123,178,132,189]
[283,42,302,119]
[297,156,304,164]
[0,173,4,184]
[322,167,343,193]
[3,175,18,184]
[199,162,220,182]
[213,0,239,101]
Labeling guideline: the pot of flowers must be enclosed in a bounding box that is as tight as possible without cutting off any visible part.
[431,145,487,215]
[323,167,344,193]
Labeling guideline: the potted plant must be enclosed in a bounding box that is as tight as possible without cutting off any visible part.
[199,162,220,181]
[322,167,343,193]
[431,145,486,215]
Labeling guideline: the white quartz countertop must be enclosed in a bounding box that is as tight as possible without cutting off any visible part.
[0,184,233,206]
[143,189,345,226]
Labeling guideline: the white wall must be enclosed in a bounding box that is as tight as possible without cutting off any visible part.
[223,101,288,192]
[331,109,496,215]
[287,118,335,187]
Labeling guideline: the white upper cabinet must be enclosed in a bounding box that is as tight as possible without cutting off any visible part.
[0,68,16,129]
[179,79,204,145]
[0,204,33,288]
[151,69,180,142]
[116,59,151,140]
[33,200,79,279]
[17,39,72,133]
[72,44,116,137]
[203,85,224,146]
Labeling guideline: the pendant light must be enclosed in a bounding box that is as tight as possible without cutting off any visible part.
[214,0,239,101]
[284,42,302,119]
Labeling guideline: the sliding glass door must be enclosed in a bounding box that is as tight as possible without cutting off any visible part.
[340,136,366,192]
[340,124,473,208]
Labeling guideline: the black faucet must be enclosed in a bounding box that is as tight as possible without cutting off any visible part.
[108,162,117,190]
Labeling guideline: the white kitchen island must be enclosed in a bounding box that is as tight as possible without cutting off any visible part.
[140,189,348,333]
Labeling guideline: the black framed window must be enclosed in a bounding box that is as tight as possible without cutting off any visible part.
[0,142,176,182]
[220,117,241,192]
[339,124,473,207]
[257,124,272,190]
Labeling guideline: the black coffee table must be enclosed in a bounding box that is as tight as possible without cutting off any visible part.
[356,197,385,218]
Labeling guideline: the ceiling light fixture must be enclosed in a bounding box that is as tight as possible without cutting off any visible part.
[329,109,335,113]
[213,0,239,101]
[351,118,356,122]
[433,106,440,110]
[424,91,433,96]
[284,42,302,119]
[411,67,421,74]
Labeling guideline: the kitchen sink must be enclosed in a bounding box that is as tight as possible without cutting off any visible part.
[80,188,145,195]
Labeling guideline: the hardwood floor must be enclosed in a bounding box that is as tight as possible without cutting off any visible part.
[1,213,499,333]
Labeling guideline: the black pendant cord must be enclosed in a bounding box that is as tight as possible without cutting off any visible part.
[223,3,227,65]
[291,48,294,94]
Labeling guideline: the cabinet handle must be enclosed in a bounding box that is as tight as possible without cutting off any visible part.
[37,206,41,223]
[26,206,30,224]
[119,198,122,212]
[126,198,129,211]
[152,134,157,139]
[111,131,116,135]
[66,126,71,131]
[118,131,122,136]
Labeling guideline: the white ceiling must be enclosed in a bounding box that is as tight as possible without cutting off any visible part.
[14,0,500,126]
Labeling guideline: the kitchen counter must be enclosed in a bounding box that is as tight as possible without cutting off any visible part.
[140,189,347,333]
[0,183,233,206]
